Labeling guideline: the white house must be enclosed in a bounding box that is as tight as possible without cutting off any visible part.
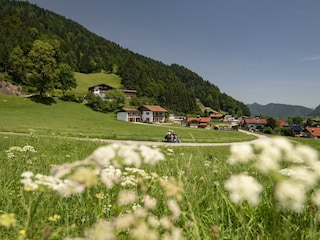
[116,108,142,122]
[137,105,167,123]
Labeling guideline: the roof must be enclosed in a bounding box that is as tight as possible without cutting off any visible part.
[119,89,137,93]
[187,117,211,123]
[244,119,267,125]
[306,127,320,137]
[118,108,141,113]
[88,83,114,91]
[210,113,224,118]
[138,105,167,112]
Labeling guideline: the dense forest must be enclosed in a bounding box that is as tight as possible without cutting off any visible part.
[0,0,251,116]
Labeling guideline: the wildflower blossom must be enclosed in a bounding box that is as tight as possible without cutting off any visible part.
[84,219,115,240]
[100,166,122,189]
[117,190,137,205]
[224,174,262,206]
[68,167,98,188]
[48,214,61,222]
[167,199,181,221]
[160,177,184,201]
[138,145,165,165]
[228,144,255,165]
[275,180,306,212]
[0,213,17,228]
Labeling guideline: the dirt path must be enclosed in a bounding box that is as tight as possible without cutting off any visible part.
[0,130,269,147]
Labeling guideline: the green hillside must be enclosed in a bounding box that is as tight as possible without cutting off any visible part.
[0,0,250,116]
[73,72,122,96]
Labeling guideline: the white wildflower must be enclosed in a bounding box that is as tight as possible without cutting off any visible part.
[56,179,86,197]
[224,174,263,206]
[100,166,122,189]
[228,144,255,165]
[279,168,296,177]
[22,145,36,152]
[84,219,115,240]
[290,166,318,188]
[117,190,137,205]
[88,144,117,167]
[143,195,157,209]
[275,180,306,212]
[167,199,181,221]
[254,151,280,174]
[138,145,165,165]
[312,189,320,207]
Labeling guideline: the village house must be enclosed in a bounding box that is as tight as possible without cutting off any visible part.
[116,105,167,123]
[138,105,167,123]
[304,127,320,139]
[116,108,141,122]
[210,113,225,122]
[184,117,211,128]
[88,83,136,99]
[241,118,267,131]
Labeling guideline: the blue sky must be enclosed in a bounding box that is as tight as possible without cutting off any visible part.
[28,0,320,108]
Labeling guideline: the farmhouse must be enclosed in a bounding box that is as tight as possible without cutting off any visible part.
[242,118,267,131]
[116,108,141,122]
[88,84,113,98]
[210,113,225,122]
[305,127,320,139]
[185,117,211,128]
[88,84,136,99]
[138,105,167,123]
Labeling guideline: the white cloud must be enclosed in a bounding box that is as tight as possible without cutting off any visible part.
[302,55,320,61]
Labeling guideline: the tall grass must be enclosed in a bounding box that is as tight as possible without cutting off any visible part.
[1,133,320,239]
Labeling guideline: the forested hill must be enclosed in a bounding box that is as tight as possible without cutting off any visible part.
[0,0,250,116]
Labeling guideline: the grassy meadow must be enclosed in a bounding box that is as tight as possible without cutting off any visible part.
[0,93,255,143]
[1,132,320,239]
[2,73,320,239]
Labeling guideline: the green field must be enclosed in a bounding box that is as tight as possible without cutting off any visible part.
[0,93,256,143]
[2,75,320,239]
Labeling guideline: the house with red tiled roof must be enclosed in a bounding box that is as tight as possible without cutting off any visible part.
[305,127,320,139]
[138,105,167,123]
[242,118,267,131]
[186,117,211,128]
[210,113,225,122]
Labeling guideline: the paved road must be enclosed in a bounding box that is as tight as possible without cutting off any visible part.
[1,129,269,147]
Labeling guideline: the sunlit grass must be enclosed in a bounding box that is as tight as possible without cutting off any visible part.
[0,93,256,143]
[1,133,320,239]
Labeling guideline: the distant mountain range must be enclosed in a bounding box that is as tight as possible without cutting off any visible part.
[247,103,320,119]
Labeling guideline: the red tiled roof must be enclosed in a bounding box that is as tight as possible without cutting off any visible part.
[187,117,211,123]
[306,127,320,137]
[139,105,167,112]
[244,119,267,125]
[210,113,224,118]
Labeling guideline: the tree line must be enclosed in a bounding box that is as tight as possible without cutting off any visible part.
[0,0,251,116]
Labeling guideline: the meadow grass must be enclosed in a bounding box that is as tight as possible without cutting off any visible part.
[0,93,256,143]
[72,72,122,96]
[1,133,320,239]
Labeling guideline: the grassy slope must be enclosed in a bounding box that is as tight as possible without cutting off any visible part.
[0,72,257,143]
[0,93,256,143]
[72,72,122,96]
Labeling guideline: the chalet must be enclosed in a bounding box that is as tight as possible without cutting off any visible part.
[119,89,137,99]
[88,84,114,97]
[242,118,267,131]
[305,127,320,139]
[186,117,211,128]
[88,84,136,99]
[116,108,141,122]
[137,105,167,123]
[210,113,225,122]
